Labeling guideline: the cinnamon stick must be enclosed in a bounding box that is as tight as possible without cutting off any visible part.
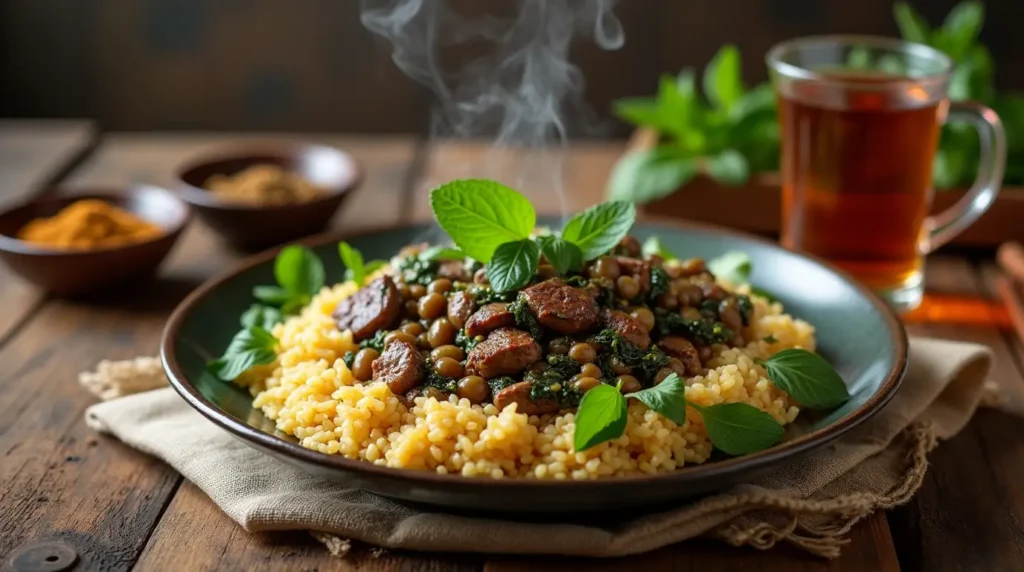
[995,272,1024,344]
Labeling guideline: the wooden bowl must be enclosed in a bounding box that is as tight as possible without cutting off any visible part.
[0,186,191,296]
[176,144,361,252]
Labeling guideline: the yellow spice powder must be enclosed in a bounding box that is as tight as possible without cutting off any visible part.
[205,165,324,206]
[18,199,163,250]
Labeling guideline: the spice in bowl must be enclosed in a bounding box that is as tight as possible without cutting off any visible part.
[204,165,325,206]
[17,199,163,250]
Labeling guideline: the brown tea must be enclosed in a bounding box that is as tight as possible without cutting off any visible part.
[777,72,943,289]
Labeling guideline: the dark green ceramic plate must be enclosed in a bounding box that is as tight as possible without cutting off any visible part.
[161,218,907,514]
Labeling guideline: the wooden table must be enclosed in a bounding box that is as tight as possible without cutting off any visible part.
[1,126,1023,572]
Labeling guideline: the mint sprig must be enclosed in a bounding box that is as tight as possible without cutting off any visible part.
[253,245,325,314]
[339,241,387,285]
[486,239,540,293]
[429,179,536,263]
[758,349,850,409]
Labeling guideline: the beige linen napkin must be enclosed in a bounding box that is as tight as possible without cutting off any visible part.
[83,337,1012,559]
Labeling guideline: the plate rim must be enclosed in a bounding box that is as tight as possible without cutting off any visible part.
[160,216,908,491]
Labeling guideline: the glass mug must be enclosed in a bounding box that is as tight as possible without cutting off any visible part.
[766,35,1006,311]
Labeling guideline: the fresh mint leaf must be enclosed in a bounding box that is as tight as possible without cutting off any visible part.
[275,245,325,298]
[429,179,536,263]
[607,147,699,204]
[339,241,366,285]
[252,285,292,305]
[704,44,743,113]
[573,383,628,451]
[240,304,282,330]
[420,246,465,262]
[613,97,676,133]
[626,373,687,425]
[708,251,752,284]
[846,46,872,69]
[214,348,277,381]
[939,1,983,60]
[364,260,388,276]
[486,239,540,293]
[692,402,784,455]
[758,348,850,409]
[894,2,930,44]
[561,201,637,261]
[224,326,277,357]
[536,235,582,275]
[212,326,279,381]
[705,149,749,185]
[642,236,676,260]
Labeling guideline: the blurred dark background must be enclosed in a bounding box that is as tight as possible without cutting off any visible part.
[2,0,1023,136]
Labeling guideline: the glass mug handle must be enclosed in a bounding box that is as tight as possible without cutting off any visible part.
[924,101,1007,252]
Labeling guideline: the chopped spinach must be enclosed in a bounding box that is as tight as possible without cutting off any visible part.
[455,328,483,353]
[700,299,720,319]
[654,309,734,345]
[546,351,581,378]
[487,376,517,395]
[342,351,356,370]
[467,284,516,305]
[394,254,437,286]
[359,329,388,353]
[647,266,670,302]
[564,275,589,287]
[589,329,670,385]
[508,294,544,340]
[526,369,583,408]
[736,294,753,326]
[425,369,458,393]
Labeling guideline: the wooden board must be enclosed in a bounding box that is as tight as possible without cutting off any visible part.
[891,256,1024,571]
[0,132,420,572]
[0,119,95,341]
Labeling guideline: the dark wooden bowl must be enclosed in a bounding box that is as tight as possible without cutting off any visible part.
[0,186,191,296]
[176,144,361,252]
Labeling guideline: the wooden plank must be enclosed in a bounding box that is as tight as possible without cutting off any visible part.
[0,119,95,342]
[484,513,897,572]
[888,256,1024,571]
[0,133,418,571]
[66,133,421,569]
[134,481,481,572]
[0,293,184,571]
[411,140,622,220]
[0,119,94,200]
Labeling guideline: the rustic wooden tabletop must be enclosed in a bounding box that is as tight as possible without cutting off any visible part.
[1,123,1023,572]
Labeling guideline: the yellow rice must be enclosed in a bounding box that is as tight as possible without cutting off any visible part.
[237,278,814,479]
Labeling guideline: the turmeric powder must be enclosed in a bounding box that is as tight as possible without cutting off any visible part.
[18,199,163,250]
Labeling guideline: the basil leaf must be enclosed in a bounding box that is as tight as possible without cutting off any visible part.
[224,326,278,357]
[703,44,743,113]
[420,246,466,262]
[573,384,628,452]
[607,147,698,205]
[252,285,292,305]
[339,241,366,285]
[894,2,930,44]
[214,348,277,381]
[536,235,582,275]
[708,251,752,284]
[626,373,687,425]
[429,179,536,263]
[692,402,784,455]
[705,149,749,186]
[363,260,388,275]
[642,236,676,260]
[561,201,637,261]
[240,304,283,330]
[758,348,850,409]
[275,245,325,297]
[486,239,540,293]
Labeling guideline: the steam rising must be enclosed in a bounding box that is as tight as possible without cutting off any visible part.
[361,0,624,146]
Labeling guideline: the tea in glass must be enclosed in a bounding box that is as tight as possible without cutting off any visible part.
[767,36,1005,311]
